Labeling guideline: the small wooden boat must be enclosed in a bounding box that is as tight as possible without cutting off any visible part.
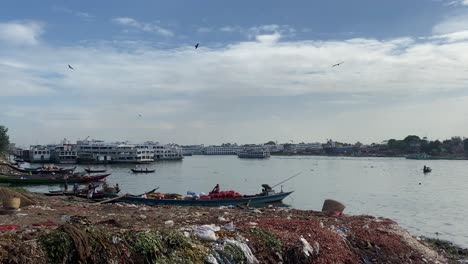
[6,164,76,175]
[116,191,293,207]
[85,168,108,173]
[0,173,110,184]
[423,166,431,173]
[131,169,155,173]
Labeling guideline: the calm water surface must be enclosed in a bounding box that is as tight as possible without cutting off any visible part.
[27,156,468,247]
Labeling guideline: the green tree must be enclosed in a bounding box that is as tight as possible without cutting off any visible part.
[265,141,276,145]
[0,125,9,154]
[403,135,421,144]
[421,140,442,155]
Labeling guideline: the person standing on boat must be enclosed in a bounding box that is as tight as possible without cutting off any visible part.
[63,175,69,190]
[87,183,93,199]
[211,184,220,194]
[73,183,79,193]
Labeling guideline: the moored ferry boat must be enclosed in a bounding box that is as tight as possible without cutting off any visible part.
[145,142,183,161]
[238,147,270,159]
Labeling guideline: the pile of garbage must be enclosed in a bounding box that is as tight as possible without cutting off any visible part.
[0,192,460,263]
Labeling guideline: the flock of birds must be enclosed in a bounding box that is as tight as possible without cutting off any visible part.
[66,42,344,118]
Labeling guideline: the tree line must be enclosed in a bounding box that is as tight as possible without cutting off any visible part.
[0,125,9,155]
[386,135,468,156]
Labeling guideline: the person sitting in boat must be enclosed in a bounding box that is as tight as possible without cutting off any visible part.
[210,184,220,194]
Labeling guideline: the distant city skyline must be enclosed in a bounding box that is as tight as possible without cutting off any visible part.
[2,1,468,146]
[10,134,465,149]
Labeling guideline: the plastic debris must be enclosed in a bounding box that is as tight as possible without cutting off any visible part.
[139,214,147,220]
[218,216,227,222]
[248,222,258,226]
[222,222,236,231]
[205,254,219,264]
[164,220,174,227]
[225,239,259,264]
[300,236,319,258]
[28,205,55,211]
[194,224,220,241]
[313,241,320,256]
[252,209,262,214]
[58,215,71,222]
[112,236,121,244]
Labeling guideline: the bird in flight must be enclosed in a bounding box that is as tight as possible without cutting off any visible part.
[68,64,74,70]
[332,62,344,67]
[138,114,142,117]
[195,43,199,49]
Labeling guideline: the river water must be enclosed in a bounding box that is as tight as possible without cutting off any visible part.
[26,155,468,247]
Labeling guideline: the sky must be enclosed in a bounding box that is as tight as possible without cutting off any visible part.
[2,0,468,146]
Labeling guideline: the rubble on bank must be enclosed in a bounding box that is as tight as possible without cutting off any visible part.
[0,191,458,264]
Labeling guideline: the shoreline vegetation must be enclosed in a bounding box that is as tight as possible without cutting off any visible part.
[0,188,466,263]
[264,135,468,161]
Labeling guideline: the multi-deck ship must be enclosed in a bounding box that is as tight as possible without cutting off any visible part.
[237,146,271,159]
[23,139,183,164]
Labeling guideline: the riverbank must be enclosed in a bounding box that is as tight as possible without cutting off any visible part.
[0,190,465,263]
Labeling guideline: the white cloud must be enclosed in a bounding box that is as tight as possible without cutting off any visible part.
[0,21,43,45]
[445,0,468,6]
[4,27,468,144]
[220,24,296,39]
[112,17,174,37]
[255,32,281,44]
[52,6,94,20]
[429,30,468,42]
[220,26,242,32]
[433,13,468,34]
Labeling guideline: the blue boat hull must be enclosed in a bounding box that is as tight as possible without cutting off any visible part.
[117,191,293,207]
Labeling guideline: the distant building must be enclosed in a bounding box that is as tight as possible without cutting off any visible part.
[295,143,322,153]
[181,145,205,155]
[203,145,241,155]
[265,144,284,153]
[29,145,52,163]
[52,143,77,164]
